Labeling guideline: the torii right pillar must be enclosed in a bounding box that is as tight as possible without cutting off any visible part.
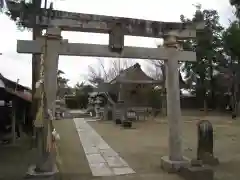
[160,33,190,172]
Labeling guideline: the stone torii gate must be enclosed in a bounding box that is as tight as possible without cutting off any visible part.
[17,9,203,174]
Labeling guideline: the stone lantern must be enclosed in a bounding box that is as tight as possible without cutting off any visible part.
[95,96,102,118]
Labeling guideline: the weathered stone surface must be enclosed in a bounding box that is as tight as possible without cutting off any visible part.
[161,156,190,173]
[105,156,128,168]
[100,149,119,159]
[112,167,135,175]
[84,146,99,154]
[89,163,113,176]
[73,118,135,176]
[86,154,106,164]
[197,120,213,158]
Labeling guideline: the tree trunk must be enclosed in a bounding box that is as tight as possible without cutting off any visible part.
[204,98,208,115]
[209,59,215,109]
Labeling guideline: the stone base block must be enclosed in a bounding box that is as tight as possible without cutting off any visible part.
[161,156,190,173]
[26,164,59,179]
[179,165,214,180]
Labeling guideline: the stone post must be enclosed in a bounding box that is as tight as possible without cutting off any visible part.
[42,27,62,172]
[95,97,101,119]
[160,33,189,172]
[27,27,62,176]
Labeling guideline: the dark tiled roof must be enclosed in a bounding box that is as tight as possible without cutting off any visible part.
[0,73,32,102]
[109,63,156,84]
[0,73,31,91]
[5,88,32,102]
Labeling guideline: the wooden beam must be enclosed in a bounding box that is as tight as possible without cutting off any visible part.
[17,40,196,61]
[6,2,203,38]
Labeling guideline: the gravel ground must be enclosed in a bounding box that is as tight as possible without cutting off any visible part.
[53,111,240,180]
[89,117,240,180]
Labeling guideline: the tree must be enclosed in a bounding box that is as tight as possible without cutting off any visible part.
[1,0,45,127]
[88,58,135,86]
[70,82,94,109]
[57,69,70,99]
[222,20,240,116]
[181,7,225,112]
[230,0,240,18]
[223,21,240,59]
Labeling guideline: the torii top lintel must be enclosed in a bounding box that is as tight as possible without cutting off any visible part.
[36,9,203,39]
[6,2,203,39]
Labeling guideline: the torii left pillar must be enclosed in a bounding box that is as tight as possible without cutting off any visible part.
[26,27,61,177]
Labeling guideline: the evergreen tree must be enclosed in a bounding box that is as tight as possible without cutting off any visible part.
[181,7,225,111]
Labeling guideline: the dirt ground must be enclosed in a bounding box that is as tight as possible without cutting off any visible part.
[0,135,37,180]
[88,116,240,180]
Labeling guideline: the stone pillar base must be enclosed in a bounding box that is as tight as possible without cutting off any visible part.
[26,164,59,178]
[161,156,190,173]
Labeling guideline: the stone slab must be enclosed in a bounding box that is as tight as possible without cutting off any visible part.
[105,156,128,168]
[98,143,110,150]
[73,118,135,176]
[112,167,135,175]
[100,148,118,158]
[89,162,113,176]
[161,156,190,173]
[86,154,106,164]
[84,146,99,154]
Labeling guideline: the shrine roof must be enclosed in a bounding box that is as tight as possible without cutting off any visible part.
[109,63,161,84]
[0,73,32,102]
[0,73,31,92]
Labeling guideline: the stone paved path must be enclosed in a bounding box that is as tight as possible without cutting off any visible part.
[73,118,135,177]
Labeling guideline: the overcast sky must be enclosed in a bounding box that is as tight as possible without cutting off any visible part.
[0,0,235,88]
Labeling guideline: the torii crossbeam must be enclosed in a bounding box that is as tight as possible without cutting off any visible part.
[17,40,196,61]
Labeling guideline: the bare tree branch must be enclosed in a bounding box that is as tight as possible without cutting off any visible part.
[87,58,136,85]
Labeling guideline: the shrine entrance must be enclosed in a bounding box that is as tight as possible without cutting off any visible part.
[16,5,203,176]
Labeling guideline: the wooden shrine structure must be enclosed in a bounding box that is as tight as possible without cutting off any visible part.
[0,74,32,145]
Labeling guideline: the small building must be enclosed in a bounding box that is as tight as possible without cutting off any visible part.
[95,63,163,121]
[95,63,191,120]
[108,63,162,106]
[0,73,32,144]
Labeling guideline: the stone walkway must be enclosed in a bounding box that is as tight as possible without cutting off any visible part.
[73,118,135,177]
